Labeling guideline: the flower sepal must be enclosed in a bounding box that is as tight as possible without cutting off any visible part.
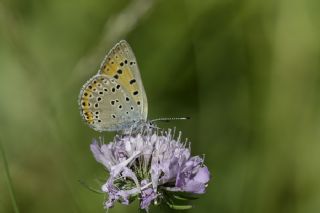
[166,203,193,210]
[161,190,202,210]
[166,191,201,201]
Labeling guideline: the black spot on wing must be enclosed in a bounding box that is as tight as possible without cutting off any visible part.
[130,79,136,84]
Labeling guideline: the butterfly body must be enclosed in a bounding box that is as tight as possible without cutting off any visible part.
[79,40,148,132]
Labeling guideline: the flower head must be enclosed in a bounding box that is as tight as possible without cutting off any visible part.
[90,128,210,211]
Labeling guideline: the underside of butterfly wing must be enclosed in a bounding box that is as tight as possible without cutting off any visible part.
[98,40,148,121]
[79,75,142,131]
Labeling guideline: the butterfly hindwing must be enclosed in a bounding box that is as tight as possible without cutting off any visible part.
[79,75,142,131]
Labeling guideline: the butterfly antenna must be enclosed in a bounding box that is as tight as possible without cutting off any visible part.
[151,117,191,123]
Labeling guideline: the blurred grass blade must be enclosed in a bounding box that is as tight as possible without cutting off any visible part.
[0,140,20,213]
[78,180,104,194]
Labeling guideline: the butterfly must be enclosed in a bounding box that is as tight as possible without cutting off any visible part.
[79,40,148,132]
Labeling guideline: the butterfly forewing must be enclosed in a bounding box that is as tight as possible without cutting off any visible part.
[98,40,148,121]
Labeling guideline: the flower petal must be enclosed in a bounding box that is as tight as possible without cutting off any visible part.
[194,166,210,184]
[90,140,112,170]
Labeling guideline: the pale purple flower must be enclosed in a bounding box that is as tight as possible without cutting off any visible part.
[90,128,211,210]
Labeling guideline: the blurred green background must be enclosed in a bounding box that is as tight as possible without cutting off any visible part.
[1,0,320,212]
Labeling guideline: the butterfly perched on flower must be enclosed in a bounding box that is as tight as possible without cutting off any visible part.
[79,40,148,132]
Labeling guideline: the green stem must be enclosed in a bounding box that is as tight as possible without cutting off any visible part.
[0,140,20,213]
[139,208,148,213]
